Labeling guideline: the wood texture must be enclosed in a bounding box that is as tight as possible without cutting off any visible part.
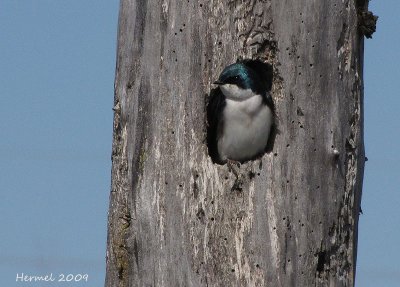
[105,0,368,286]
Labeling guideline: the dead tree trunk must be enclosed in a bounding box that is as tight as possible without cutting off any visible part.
[105,0,371,286]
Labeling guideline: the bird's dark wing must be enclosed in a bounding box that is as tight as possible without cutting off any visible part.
[265,121,278,153]
[206,87,226,164]
[241,59,277,153]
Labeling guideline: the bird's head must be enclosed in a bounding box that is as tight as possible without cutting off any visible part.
[214,63,262,101]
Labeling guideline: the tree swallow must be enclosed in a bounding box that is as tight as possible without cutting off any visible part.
[207,59,275,164]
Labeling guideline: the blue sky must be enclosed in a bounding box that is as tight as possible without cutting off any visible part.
[0,1,397,286]
[357,1,400,286]
[0,1,118,286]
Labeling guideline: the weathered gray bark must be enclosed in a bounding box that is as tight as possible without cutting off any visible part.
[105,0,368,286]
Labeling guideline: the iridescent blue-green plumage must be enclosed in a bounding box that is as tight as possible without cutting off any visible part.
[207,59,276,164]
[218,63,259,89]
[215,60,274,109]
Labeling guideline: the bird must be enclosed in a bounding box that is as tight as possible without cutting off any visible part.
[207,59,275,164]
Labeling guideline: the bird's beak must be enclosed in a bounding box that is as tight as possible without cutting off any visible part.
[213,81,223,85]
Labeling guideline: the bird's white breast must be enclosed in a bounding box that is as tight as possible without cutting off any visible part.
[218,94,273,162]
[220,84,255,101]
